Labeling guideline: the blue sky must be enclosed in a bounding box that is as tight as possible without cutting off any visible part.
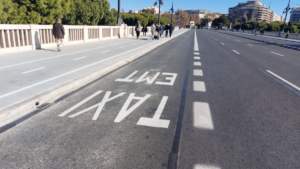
[109,0,298,21]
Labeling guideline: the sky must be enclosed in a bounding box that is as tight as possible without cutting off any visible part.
[109,0,299,21]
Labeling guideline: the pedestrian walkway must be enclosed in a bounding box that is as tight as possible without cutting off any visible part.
[0,29,189,125]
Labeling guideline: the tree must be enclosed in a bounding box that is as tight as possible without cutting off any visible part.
[142,8,151,14]
[128,10,132,14]
[200,18,210,28]
[212,16,230,29]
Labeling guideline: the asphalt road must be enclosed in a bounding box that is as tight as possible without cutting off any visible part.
[0,29,300,169]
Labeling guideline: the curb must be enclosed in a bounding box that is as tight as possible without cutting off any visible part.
[0,30,188,128]
[216,31,300,52]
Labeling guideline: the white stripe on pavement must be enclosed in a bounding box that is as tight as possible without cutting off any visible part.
[101,50,110,53]
[193,81,206,92]
[193,69,203,76]
[193,102,213,130]
[22,67,45,74]
[194,56,200,60]
[194,62,201,66]
[119,46,124,48]
[73,56,86,60]
[194,52,200,55]
[232,50,240,54]
[194,31,199,51]
[271,51,284,57]
[266,70,300,91]
[221,43,224,45]
[247,44,253,46]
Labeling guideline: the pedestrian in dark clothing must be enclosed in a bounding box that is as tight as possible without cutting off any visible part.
[142,24,147,36]
[135,21,141,39]
[160,25,164,37]
[286,31,289,39]
[169,24,174,37]
[165,24,170,37]
[53,17,65,52]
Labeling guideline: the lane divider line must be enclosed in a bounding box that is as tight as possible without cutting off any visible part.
[247,44,253,46]
[73,56,87,61]
[271,51,284,57]
[266,70,300,91]
[232,50,240,54]
[101,50,110,53]
[22,67,45,74]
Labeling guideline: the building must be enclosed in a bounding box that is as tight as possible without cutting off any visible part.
[185,10,211,19]
[143,6,159,14]
[228,1,274,23]
[273,13,284,22]
[290,7,300,22]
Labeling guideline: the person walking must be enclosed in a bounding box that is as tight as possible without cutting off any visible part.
[285,31,290,39]
[135,21,141,39]
[165,24,170,37]
[142,24,147,36]
[151,23,156,40]
[160,25,164,37]
[53,17,65,52]
[169,24,174,37]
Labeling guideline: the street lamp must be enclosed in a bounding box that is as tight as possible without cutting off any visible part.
[169,2,174,25]
[278,0,291,36]
[154,0,164,25]
[117,0,124,24]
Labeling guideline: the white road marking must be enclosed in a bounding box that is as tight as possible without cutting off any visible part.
[119,46,124,48]
[194,164,220,169]
[0,41,159,99]
[116,71,138,82]
[0,41,130,70]
[135,72,160,84]
[194,52,200,55]
[271,51,284,57]
[58,91,102,117]
[73,56,86,60]
[193,102,213,130]
[215,39,217,41]
[114,93,151,122]
[266,70,300,91]
[132,43,136,45]
[101,50,110,53]
[194,56,200,60]
[220,43,224,45]
[193,69,203,76]
[193,81,206,92]
[232,50,240,54]
[155,73,177,86]
[194,31,199,51]
[22,67,45,74]
[137,96,170,128]
[194,62,201,66]
[247,44,253,46]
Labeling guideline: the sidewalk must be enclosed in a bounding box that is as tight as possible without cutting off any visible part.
[216,30,300,51]
[0,29,189,127]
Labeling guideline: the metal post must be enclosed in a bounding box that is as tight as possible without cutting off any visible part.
[278,0,291,36]
[117,0,124,24]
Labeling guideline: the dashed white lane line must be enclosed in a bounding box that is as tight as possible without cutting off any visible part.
[266,70,300,91]
[73,56,87,60]
[247,44,253,46]
[193,102,214,130]
[194,31,199,51]
[194,62,201,66]
[194,56,200,60]
[0,41,130,70]
[220,43,224,45]
[232,50,240,54]
[101,50,110,53]
[119,46,125,48]
[22,67,45,74]
[193,81,206,92]
[194,164,220,169]
[271,51,284,57]
[193,69,203,76]
[194,52,200,55]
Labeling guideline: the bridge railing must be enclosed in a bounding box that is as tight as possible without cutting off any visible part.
[0,24,135,54]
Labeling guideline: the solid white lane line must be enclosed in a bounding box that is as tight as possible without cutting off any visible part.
[193,102,214,130]
[193,81,206,92]
[271,51,284,57]
[266,70,300,91]
[73,56,86,60]
[194,62,201,66]
[0,31,189,99]
[22,67,45,74]
[0,41,130,70]
[101,50,110,53]
[194,56,200,60]
[247,44,253,46]
[232,50,240,54]
[193,69,203,76]
[194,52,200,55]
[220,43,224,45]
[194,31,199,51]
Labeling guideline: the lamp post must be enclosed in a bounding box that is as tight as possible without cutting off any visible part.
[278,0,291,37]
[169,2,174,25]
[117,0,124,24]
[154,0,164,25]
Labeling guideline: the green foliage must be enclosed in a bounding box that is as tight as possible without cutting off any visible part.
[121,13,173,26]
[0,0,21,24]
[142,8,151,14]
[200,18,210,28]
[212,16,230,29]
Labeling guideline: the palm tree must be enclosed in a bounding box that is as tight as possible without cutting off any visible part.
[154,0,164,25]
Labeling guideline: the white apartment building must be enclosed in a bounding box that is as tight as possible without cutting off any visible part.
[273,13,284,22]
[143,6,160,14]
[185,10,211,19]
[290,7,300,22]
